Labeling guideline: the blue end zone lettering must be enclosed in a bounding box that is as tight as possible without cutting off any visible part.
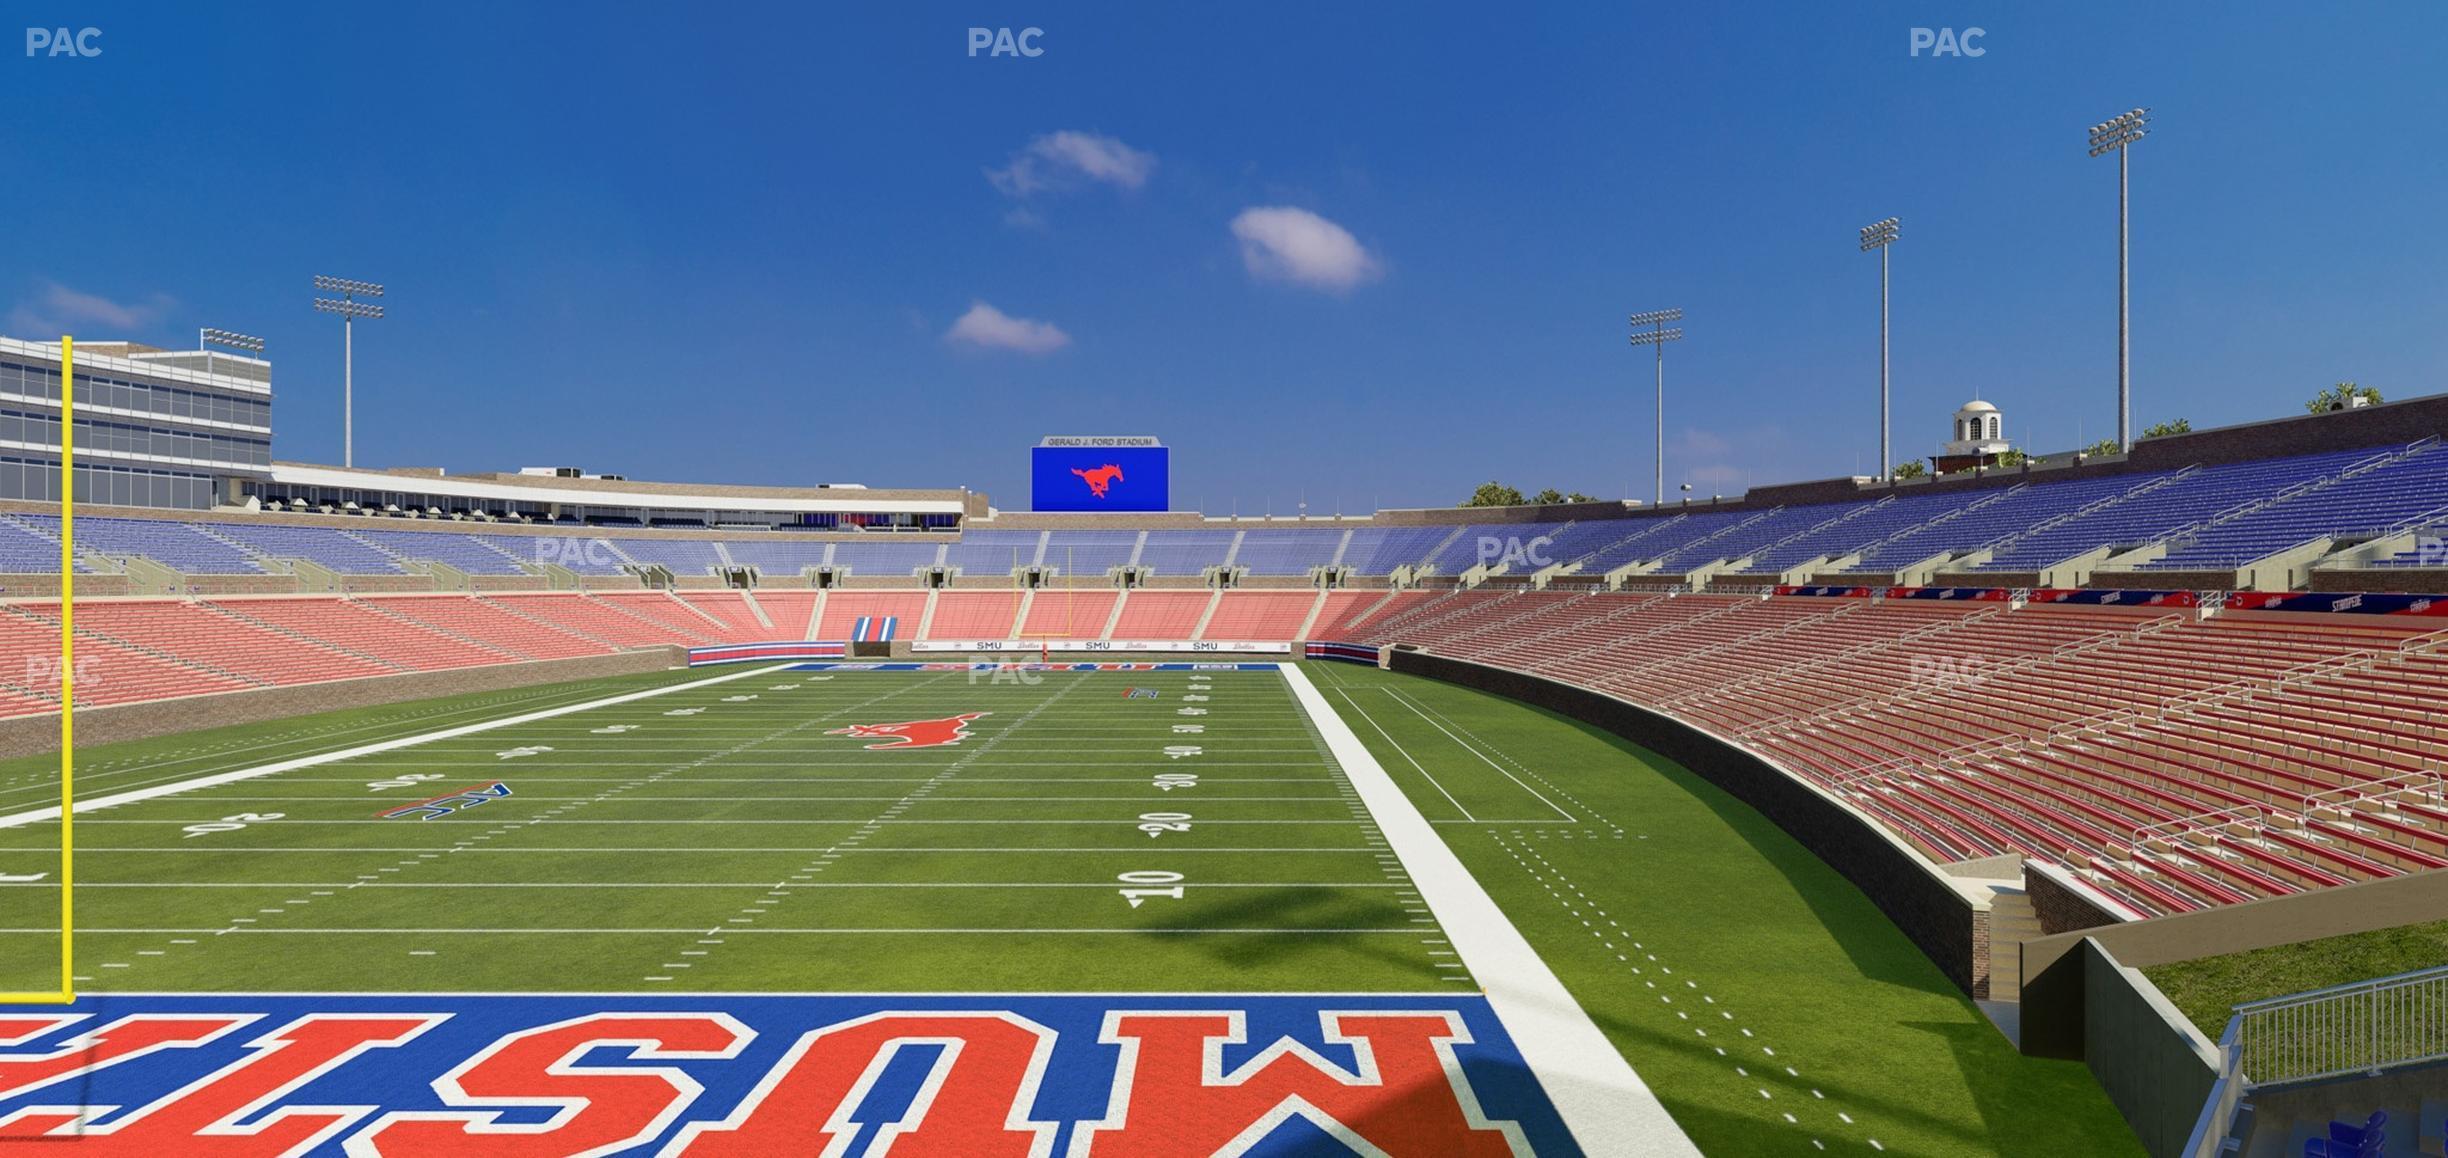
[0,993,1574,1155]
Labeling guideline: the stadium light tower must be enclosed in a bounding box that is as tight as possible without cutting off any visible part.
[1859,218,1899,480]
[2089,108,2148,453]
[312,276,385,468]
[1627,308,1684,506]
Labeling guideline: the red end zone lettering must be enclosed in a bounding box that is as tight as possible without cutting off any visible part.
[0,996,1576,1155]
[672,1012,1057,1155]
[1075,1011,1528,1156]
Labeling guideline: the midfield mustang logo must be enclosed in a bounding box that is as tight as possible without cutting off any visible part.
[826,712,990,749]
[0,995,1567,1154]
[1070,462,1125,499]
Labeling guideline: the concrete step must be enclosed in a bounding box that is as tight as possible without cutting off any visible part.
[1985,888,2039,1004]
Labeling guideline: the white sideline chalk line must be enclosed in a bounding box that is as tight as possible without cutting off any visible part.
[1380,686,1578,822]
[1278,663,1700,1156]
[0,664,791,831]
[1327,684,1478,821]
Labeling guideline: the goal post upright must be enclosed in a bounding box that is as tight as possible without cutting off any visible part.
[7,335,75,1005]
[1019,546,1081,642]
[59,334,74,1002]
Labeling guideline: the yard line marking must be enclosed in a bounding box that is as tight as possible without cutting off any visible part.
[0,662,798,830]
[0,677,671,811]
[45,881,1412,890]
[1326,686,1476,822]
[10,926,1436,935]
[1381,687,1577,822]
[54,846,1390,854]
[1280,662,1698,1157]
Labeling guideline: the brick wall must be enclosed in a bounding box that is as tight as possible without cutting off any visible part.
[2026,862,2125,935]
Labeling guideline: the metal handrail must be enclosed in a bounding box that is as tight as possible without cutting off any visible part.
[2229,962,2448,1087]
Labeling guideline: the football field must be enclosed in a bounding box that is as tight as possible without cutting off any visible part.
[0,659,2142,1154]
[0,664,1468,994]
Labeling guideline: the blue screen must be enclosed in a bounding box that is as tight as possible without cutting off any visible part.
[1032,445,1170,512]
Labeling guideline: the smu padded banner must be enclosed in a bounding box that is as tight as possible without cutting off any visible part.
[1032,444,1170,512]
[2029,588,2202,608]
[1886,586,2016,602]
[1774,585,1875,598]
[2227,590,2448,616]
[0,992,1573,1155]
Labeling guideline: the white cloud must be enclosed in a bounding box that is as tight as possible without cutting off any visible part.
[1677,428,1734,457]
[943,301,1071,354]
[1229,207,1382,293]
[989,131,1156,198]
[7,281,175,336]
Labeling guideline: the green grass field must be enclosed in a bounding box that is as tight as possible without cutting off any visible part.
[0,658,2145,1154]
[2146,917,2448,1039]
[1306,663,2141,1157]
[2,664,1453,994]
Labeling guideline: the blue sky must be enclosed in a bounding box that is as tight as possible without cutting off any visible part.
[4,2,2444,513]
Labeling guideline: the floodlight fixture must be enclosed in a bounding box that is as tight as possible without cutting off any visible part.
[312,275,385,298]
[1860,217,1899,478]
[312,275,386,467]
[1628,309,1687,506]
[2089,108,2150,451]
[198,328,265,354]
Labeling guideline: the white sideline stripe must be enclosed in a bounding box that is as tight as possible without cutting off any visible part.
[0,664,791,831]
[1279,663,1699,1157]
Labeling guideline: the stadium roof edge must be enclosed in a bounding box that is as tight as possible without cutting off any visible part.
[262,462,974,515]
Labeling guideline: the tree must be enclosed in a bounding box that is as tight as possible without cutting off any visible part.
[1891,461,1927,480]
[2306,382,2383,414]
[1564,491,1596,503]
[2142,418,2191,439]
[1527,488,1565,505]
[1462,481,1524,508]
[1996,449,2029,468]
[2084,437,2122,457]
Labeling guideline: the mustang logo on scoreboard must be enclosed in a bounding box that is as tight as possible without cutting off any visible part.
[1070,462,1126,499]
[825,712,991,750]
[0,994,1572,1155]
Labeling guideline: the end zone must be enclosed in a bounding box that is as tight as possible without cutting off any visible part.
[0,992,1575,1155]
